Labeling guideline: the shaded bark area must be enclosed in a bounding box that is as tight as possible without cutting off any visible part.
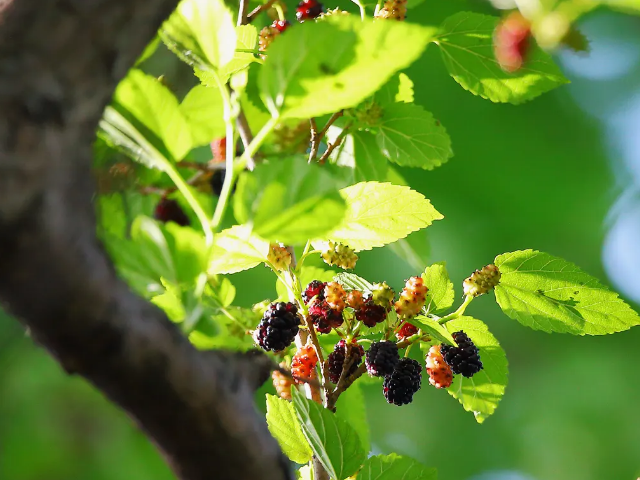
[0,1,291,479]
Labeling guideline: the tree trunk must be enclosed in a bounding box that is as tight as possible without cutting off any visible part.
[0,1,291,479]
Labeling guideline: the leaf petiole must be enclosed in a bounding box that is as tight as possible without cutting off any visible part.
[438,295,474,324]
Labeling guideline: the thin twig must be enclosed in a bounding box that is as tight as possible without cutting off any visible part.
[308,112,344,163]
[318,122,352,165]
[317,110,343,140]
[326,330,430,409]
[313,457,330,480]
[304,315,331,398]
[326,363,367,410]
[247,0,278,23]
[288,246,325,403]
[308,118,319,163]
[238,0,250,25]
[225,82,257,170]
[236,109,257,170]
[325,343,356,411]
[274,365,322,390]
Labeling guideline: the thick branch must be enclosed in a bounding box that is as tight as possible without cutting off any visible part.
[0,1,290,479]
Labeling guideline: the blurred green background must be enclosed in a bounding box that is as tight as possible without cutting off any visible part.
[2,1,640,479]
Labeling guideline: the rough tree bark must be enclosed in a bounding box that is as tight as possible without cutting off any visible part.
[0,1,291,479]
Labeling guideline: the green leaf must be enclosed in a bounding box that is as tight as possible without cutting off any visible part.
[359,454,437,480]
[105,215,209,298]
[422,262,455,315]
[219,25,260,80]
[113,69,192,161]
[136,36,161,65]
[97,194,129,239]
[165,222,209,279]
[494,249,640,335]
[602,0,640,14]
[377,103,452,170]
[212,276,236,307]
[385,165,408,186]
[373,73,414,107]
[435,12,569,104]
[291,388,366,479]
[412,316,455,345]
[129,217,180,285]
[234,156,346,244]
[445,317,508,423]
[387,230,430,272]
[260,17,437,119]
[104,233,163,296]
[189,306,257,350]
[316,182,443,251]
[208,225,270,274]
[333,272,374,292]
[352,131,389,181]
[180,85,225,146]
[161,0,236,70]
[335,382,371,454]
[99,107,165,171]
[266,394,313,464]
[322,129,388,183]
[151,281,185,322]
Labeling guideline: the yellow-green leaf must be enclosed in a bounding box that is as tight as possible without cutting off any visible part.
[495,249,640,335]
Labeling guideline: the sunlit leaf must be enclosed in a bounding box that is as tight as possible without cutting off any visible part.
[260,17,436,119]
[316,182,443,251]
[446,317,508,423]
[266,394,313,464]
[435,12,569,104]
[494,249,640,335]
[208,225,270,274]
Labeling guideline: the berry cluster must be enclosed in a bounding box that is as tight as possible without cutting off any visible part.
[375,0,407,21]
[463,264,501,297]
[327,339,364,384]
[365,341,399,377]
[254,302,300,352]
[291,344,319,384]
[355,299,387,327]
[267,243,292,272]
[395,276,428,319]
[346,290,365,310]
[425,345,453,389]
[210,138,226,164]
[303,281,349,334]
[255,273,483,407]
[272,362,294,400]
[396,321,418,340]
[370,282,395,309]
[258,20,291,56]
[273,120,312,154]
[308,299,343,333]
[303,280,326,303]
[440,331,483,377]
[494,12,531,73]
[321,241,359,270]
[324,281,347,311]
[383,358,422,405]
[296,0,324,21]
[301,276,432,335]
[258,0,324,57]
[154,197,190,227]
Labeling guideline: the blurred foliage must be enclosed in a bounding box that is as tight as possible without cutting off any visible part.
[2,0,640,479]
